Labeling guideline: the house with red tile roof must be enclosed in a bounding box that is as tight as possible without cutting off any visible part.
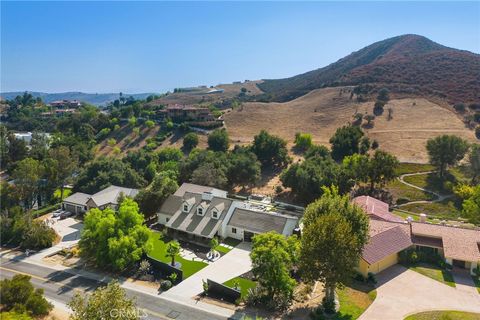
[354,197,480,276]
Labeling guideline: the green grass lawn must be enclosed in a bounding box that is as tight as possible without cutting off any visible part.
[400,199,462,219]
[403,173,447,194]
[395,163,435,175]
[222,237,242,247]
[409,264,455,287]
[223,276,257,298]
[386,179,435,203]
[404,311,480,320]
[215,245,231,255]
[148,232,208,279]
[335,281,377,320]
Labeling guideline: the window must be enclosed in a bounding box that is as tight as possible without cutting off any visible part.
[197,207,204,216]
[232,227,237,234]
[183,204,189,212]
[212,210,218,219]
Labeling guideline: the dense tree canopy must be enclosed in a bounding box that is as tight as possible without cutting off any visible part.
[11,158,44,209]
[75,157,146,194]
[79,198,152,271]
[69,281,139,320]
[468,144,480,184]
[462,185,480,225]
[300,190,369,310]
[250,232,299,309]
[135,171,178,220]
[426,135,469,177]
[250,130,290,167]
[183,132,199,150]
[0,275,52,317]
[208,129,229,152]
[329,125,364,161]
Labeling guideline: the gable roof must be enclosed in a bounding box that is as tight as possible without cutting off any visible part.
[352,196,404,223]
[174,183,225,197]
[227,208,294,234]
[363,220,412,264]
[89,185,139,207]
[63,192,91,206]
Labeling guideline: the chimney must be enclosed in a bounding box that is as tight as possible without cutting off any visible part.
[202,191,213,201]
[420,213,427,223]
[406,216,413,234]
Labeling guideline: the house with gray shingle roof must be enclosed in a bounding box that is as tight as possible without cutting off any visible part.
[62,185,139,214]
[157,183,299,244]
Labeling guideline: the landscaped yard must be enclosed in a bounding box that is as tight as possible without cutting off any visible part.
[403,173,447,194]
[395,163,435,176]
[335,281,377,320]
[386,178,435,203]
[223,276,257,298]
[404,310,480,320]
[400,199,463,219]
[148,232,208,279]
[409,264,455,287]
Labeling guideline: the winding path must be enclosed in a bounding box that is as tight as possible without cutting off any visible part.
[394,171,453,208]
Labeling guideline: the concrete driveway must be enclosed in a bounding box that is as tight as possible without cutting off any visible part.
[359,265,480,320]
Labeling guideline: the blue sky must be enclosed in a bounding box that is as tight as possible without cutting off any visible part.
[1,1,479,93]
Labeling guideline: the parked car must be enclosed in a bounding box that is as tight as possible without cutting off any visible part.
[60,211,74,219]
[52,209,63,218]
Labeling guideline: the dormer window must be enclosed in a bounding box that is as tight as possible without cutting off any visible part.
[197,207,204,216]
[212,210,219,219]
[183,204,189,212]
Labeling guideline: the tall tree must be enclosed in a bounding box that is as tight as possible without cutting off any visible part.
[329,125,364,161]
[462,185,480,225]
[250,232,299,309]
[468,144,480,184]
[79,198,152,271]
[366,150,399,192]
[48,146,78,200]
[228,147,261,187]
[207,129,229,152]
[300,189,369,311]
[183,132,199,151]
[426,135,469,177]
[250,130,289,167]
[69,281,138,320]
[11,158,44,209]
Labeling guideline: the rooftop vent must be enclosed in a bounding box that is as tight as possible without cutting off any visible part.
[202,192,213,201]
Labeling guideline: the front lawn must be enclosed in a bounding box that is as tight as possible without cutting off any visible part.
[215,245,232,255]
[223,276,257,298]
[404,310,480,320]
[148,232,208,279]
[334,281,376,319]
[409,264,455,287]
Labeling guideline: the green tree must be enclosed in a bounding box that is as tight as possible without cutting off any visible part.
[300,190,369,311]
[462,185,480,225]
[329,125,364,161]
[468,144,480,184]
[145,120,155,128]
[166,240,181,266]
[192,162,228,188]
[210,237,219,253]
[294,132,313,151]
[250,232,299,310]
[366,150,399,192]
[48,146,78,200]
[135,171,178,220]
[69,281,139,320]
[208,129,229,152]
[377,88,390,102]
[11,158,44,209]
[128,116,137,126]
[183,132,199,150]
[228,147,261,187]
[426,135,469,177]
[251,130,289,167]
[74,157,146,194]
[29,132,50,161]
[79,198,152,271]
[0,275,52,317]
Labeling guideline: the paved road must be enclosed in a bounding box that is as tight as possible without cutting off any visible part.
[0,258,231,320]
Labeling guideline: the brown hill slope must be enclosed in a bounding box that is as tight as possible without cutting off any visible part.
[257,35,480,104]
[224,87,477,163]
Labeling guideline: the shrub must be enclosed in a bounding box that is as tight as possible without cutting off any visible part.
[354,272,365,282]
[275,185,283,194]
[454,103,466,113]
[183,132,199,150]
[322,294,336,314]
[138,260,151,276]
[168,273,178,284]
[294,132,313,151]
[367,272,377,284]
[160,280,172,291]
[145,120,155,128]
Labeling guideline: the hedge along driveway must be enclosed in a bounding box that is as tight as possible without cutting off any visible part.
[148,232,207,279]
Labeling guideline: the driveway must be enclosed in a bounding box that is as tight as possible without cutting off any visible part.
[163,242,252,300]
[359,265,480,320]
[26,217,83,263]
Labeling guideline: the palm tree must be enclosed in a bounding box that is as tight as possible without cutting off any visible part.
[166,241,180,266]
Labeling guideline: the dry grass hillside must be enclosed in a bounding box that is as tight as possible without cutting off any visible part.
[224,87,477,163]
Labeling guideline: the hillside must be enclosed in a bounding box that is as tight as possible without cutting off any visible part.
[224,86,477,163]
[257,34,480,104]
[0,91,154,106]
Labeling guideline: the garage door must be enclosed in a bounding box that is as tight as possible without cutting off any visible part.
[244,231,256,242]
[65,204,76,213]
